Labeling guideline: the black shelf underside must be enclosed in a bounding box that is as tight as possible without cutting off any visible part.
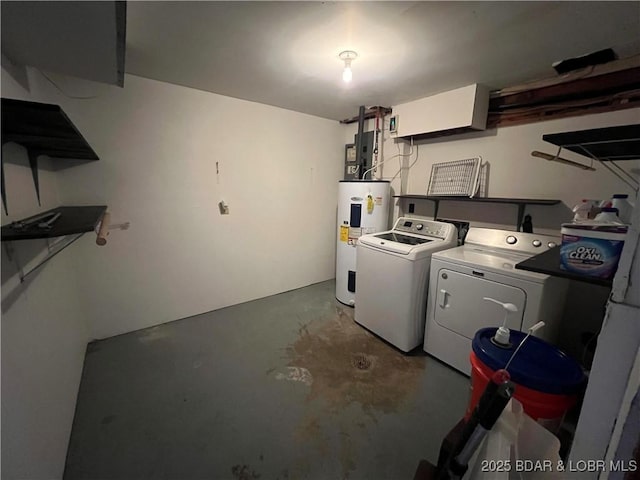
[1,206,107,241]
[1,98,99,160]
[543,124,640,161]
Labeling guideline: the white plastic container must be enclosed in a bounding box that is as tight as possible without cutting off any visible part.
[594,207,623,223]
[571,199,599,222]
[560,221,628,279]
[611,194,633,224]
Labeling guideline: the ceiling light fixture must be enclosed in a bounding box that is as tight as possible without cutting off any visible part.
[339,50,358,83]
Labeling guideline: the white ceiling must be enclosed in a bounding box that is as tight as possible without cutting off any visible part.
[125,1,640,121]
[2,2,639,122]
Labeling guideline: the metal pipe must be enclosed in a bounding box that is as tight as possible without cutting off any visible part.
[356,105,366,180]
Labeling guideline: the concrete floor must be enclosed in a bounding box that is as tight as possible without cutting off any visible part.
[64,280,469,480]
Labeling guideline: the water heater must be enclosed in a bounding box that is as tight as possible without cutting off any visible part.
[336,180,390,305]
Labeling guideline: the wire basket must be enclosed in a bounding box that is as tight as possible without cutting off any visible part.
[427,157,483,197]
[476,161,489,197]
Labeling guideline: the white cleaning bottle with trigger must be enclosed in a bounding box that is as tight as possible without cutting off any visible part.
[483,297,518,346]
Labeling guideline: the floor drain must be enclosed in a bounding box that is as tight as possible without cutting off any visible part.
[352,354,372,370]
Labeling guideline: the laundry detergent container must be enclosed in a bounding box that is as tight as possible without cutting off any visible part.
[467,328,586,430]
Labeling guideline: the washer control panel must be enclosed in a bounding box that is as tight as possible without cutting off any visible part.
[393,217,454,239]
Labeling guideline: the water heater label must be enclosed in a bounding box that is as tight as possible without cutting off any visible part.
[340,225,349,242]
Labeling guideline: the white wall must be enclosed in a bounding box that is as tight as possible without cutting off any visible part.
[1,71,90,478]
[1,65,343,477]
[3,69,344,340]
[393,108,640,234]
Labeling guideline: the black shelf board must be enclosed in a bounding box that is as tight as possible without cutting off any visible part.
[543,124,640,161]
[1,206,107,241]
[393,195,561,205]
[515,246,612,287]
[1,98,99,160]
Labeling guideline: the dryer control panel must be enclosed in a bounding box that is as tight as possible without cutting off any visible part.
[393,217,456,239]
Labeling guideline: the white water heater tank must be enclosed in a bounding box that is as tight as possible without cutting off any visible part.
[336,180,391,305]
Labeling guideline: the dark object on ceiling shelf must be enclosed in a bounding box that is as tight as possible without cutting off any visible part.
[1,98,99,215]
[552,48,618,74]
[340,106,392,124]
[393,195,560,231]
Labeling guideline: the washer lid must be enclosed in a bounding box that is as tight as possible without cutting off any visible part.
[359,231,438,255]
[433,245,550,282]
[374,232,433,246]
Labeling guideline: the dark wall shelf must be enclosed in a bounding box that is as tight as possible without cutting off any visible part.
[542,124,639,192]
[515,246,612,287]
[1,98,99,160]
[1,98,100,214]
[1,206,107,241]
[542,124,640,161]
[393,195,561,230]
[2,205,107,282]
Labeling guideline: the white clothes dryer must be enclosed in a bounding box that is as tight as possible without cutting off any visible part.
[424,228,569,375]
[355,217,458,352]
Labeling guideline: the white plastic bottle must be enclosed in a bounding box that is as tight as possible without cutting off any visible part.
[611,194,633,224]
[594,207,624,224]
[572,199,597,222]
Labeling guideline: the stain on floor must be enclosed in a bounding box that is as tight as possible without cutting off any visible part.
[285,305,426,417]
[284,305,428,478]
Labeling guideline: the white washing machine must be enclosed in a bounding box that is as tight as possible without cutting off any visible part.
[355,217,458,352]
[424,228,569,375]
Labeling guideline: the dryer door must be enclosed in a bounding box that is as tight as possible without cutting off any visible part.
[434,268,526,339]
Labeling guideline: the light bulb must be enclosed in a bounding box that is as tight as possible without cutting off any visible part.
[342,66,352,83]
[339,50,357,83]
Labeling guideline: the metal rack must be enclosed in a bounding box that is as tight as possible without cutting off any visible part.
[427,158,482,197]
